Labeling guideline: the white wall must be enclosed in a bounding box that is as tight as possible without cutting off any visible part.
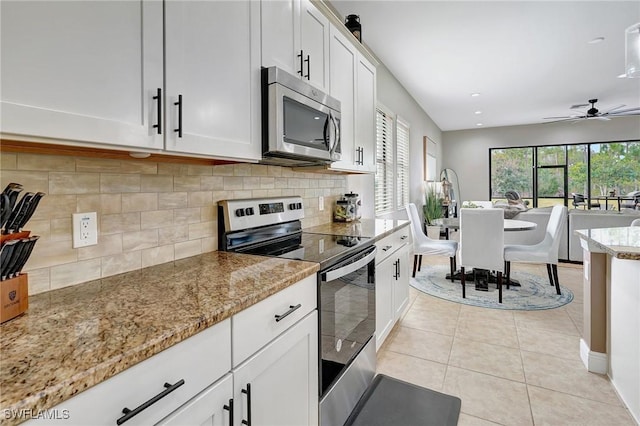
[442,116,640,202]
[348,63,442,219]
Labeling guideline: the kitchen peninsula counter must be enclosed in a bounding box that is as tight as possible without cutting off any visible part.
[576,226,640,423]
[0,252,318,425]
[304,218,410,240]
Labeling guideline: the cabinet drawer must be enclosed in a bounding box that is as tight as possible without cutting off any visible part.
[375,228,411,265]
[27,319,231,426]
[232,274,317,367]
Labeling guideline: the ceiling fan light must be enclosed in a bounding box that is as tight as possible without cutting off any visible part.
[625,23,640,78]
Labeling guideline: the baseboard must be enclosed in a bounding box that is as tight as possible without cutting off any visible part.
[580,338,608,374]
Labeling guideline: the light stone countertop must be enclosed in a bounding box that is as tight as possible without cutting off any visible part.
[575,227,640,260]
[0,252,319,425]
[304,218,410,240]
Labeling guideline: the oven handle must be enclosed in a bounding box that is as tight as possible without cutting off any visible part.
[323,246,376,281]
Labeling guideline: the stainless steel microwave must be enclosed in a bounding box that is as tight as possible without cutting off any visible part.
[261,67,341,167]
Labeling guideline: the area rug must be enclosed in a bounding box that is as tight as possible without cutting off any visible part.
[410,265,574,310]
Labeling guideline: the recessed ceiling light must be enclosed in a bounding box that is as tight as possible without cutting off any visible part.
[476,123,483,126]
[474,111,482,115]
[617,73,627,78]
[471,93,481,97]
[588,37,605,44]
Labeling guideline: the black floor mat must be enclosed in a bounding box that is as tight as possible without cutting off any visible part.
[344,374,462,426]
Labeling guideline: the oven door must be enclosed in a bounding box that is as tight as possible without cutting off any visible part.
[267,82,341,162]
[319,245,376,396]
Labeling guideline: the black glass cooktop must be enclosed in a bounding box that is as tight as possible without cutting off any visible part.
[236,231,372,269]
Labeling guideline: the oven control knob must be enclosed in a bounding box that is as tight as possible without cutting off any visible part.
[245,207,254,216]
[289,203,296,210]
[296,202,302,209]
[235,208,245,217]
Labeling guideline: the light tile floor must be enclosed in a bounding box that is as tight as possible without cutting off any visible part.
[377,255,636,425]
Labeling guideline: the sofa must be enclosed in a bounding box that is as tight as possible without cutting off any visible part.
[506,207,640,262]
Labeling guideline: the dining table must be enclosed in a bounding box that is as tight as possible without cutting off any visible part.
[431,217,537,289]
[592,195,637,211]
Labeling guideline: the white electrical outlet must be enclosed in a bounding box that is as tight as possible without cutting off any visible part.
[319,196,324,211]
[73,212,98,248]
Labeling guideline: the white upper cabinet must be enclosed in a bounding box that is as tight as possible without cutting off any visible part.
[0,1,164,150]
[163,1,260,161]
[328,26,356,169]
[261,0,329,92]
[356,55,377,172]
[327,25,376,173]
[299,0,330,92]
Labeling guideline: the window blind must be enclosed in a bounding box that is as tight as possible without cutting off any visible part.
[375,108,394,214]
[396,118,410,210]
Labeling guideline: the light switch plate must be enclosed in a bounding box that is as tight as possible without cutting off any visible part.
[72,212,98,248]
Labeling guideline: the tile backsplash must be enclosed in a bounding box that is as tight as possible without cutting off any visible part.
[0,152,345,294]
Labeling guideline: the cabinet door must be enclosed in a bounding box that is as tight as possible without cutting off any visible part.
[233,312,318,426]
[393,246,411,320]
[356,55,377,172]
[261,0,301,76]
[164,0,260,161]
[328,26,356,170]
[0,1,163,150]
[300,0,330,91]
[157,374,232,426]
[375,256,395,350]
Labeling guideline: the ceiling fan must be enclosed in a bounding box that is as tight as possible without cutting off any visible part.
[543,98,640,123]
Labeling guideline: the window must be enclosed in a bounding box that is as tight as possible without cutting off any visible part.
[396,118,410,209]
[375,107,394,214]
[490,140,640,209]
[375,106,411,214]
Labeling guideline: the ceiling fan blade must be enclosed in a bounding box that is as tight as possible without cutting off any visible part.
[591,116,611,121]
[570,103,590,109]
[609,106,640,115]
[543,117,581,124]
[603,104,626,114]
[543,116,572,119]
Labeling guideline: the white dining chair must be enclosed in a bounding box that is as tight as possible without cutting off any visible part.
[504,205,567,295]
[459,208,505,303]
[406,203,458,280]
[631,218,640,226]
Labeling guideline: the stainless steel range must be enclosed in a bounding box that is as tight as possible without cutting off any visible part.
[218,196,376,426]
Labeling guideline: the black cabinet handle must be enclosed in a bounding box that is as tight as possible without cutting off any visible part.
[304,54,310,80]
[297,50,304,76]
[174,94,183,138]
[393,260,399,279]
[400,235,408,240]
[153,88,162,134]
[241,384,252,426]
[223,398,234,426]
[274,304,302,322]
[397,258,401,279]
[382,245,392,251]
[116,379,185,425]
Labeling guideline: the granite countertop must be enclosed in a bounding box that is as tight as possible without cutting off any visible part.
[304,218,410,240]
[0,252,318,424]
[575,227,640,260]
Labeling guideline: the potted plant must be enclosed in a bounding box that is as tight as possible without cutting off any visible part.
[423,186,443,239]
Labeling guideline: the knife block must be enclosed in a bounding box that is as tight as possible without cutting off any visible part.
[1,274,28,323]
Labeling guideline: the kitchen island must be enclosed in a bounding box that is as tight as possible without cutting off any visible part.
[0,252,318,425]
[576,226,640,424]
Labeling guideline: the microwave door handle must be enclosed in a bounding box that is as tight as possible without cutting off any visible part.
[329,114,340,155]
[323,116,330,150]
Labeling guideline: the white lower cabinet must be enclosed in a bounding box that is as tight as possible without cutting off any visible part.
[156,374,233,426]
[233,311,319,426]
[375,227,412,350]
[26,277,319,426]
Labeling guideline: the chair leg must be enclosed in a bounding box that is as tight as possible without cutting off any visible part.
[412,255,418,278]
[449,257,455,282]
[546,264,554,287]
[418,255,423,272]
[461,266,466,298]
[497,271,503,304]
[504,261,510,289]
[552,264,561,295]
[453,255,456,271]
